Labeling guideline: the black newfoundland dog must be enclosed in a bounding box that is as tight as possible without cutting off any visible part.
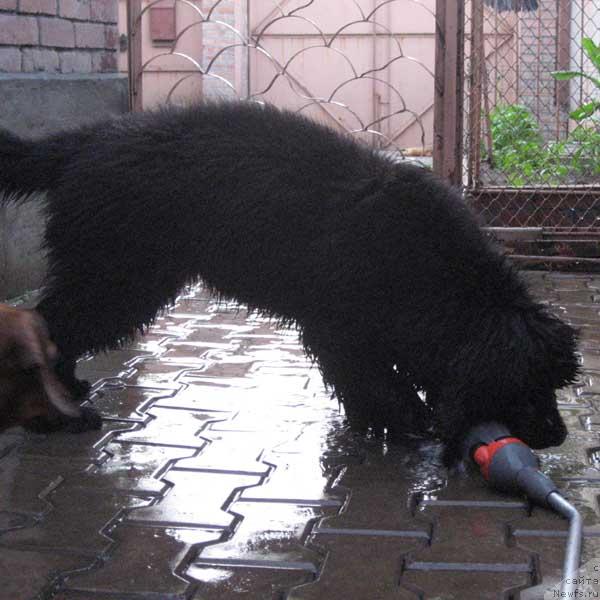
[0,101,579,461]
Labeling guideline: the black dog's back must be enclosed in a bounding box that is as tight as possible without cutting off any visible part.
[0,102,492,353]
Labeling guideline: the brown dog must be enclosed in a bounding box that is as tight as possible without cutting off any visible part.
[0,304,100,432]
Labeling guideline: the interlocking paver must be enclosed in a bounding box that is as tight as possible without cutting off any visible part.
[190,566,313,599]
[190,500,327,584]
[288,535,422,600]
[87,441,194,492]
[4,274,600,599]
[2,484,150,555]
[113,406,217,449]
[58,524,219,598]
[401,568,531,599]
[83,382,183,422]
[127,470,260,528]
[76,348,155,383]
[18,421,132,462]
[1,549,94,600]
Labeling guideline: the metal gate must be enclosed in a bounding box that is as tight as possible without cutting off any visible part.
[125,0,600,261]
[126,0,439,156]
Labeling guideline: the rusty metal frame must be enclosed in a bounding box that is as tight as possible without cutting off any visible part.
[556,0,571,138]
[127,0,143,112]
[468,0,484,188]
[433,0,465,185]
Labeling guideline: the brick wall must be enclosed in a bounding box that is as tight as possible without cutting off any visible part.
[0,0,118,74]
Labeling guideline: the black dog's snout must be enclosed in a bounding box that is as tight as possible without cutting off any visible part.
[518,418,568,450]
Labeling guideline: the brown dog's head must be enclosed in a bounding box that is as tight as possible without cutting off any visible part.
[0,305,81,432]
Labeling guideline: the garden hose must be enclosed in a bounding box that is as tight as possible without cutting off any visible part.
[463,422,583,595]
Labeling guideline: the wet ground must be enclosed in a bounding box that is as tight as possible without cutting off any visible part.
[2,273,600,599]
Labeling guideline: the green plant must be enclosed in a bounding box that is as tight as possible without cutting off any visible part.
[484,38,600,187]
[568,121,600,176]
[488,105,568,186]
[552,38,600,122]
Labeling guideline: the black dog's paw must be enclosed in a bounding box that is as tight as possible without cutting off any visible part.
[61,405,102,433]
[440,440,463,468]
[23,405,102,434]
[67,377,92,399]
[23,415,60,434]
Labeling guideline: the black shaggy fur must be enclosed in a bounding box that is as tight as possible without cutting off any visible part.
[0,101,579,461]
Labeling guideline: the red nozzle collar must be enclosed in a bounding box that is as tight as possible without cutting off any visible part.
[473,437,527,479]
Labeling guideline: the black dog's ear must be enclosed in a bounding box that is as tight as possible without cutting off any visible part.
[525,309,580,388]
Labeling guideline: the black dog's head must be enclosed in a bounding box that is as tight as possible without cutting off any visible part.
[431,305,579,462]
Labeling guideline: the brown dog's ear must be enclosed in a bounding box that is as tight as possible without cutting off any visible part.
[31,365,81,419]
[15,310,81,420]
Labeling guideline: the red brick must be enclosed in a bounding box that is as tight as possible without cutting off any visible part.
[90,0,117,23]
[20,0,56,15]
[75,21,105,48]
[59,49,91,73]
[150,6,175,43]
[0,47,21,72]
[58,0,90,20]
[22,47,59,72]
[0,0,17,10]
[104,24,118,49]
[91,50,116,72]
[0,14,38,45]
[39,17,75,48]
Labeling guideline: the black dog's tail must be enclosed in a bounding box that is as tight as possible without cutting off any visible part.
[0,128,64,201]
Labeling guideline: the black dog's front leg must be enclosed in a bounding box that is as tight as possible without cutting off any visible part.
[54,356,91,399]
[301,325,432,440]
[339,371,432,441]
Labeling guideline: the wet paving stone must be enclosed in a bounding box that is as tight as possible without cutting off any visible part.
[59,524,220,598]
[83,382,184,422]
[1,481,151,556]
[190,500,327,574]
[17,421,133,463]
[76,348,156,385]
[401,568,532,600]
[288,535,423,600]
[4,274,600,598]
[190,565,314,600]
[0,549,95,600]
[127,470,261,529]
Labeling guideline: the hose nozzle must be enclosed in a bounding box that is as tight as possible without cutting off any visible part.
[463,422,558,507]
[464,422,583,596]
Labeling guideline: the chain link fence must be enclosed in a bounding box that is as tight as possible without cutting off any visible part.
[465,0,600,243]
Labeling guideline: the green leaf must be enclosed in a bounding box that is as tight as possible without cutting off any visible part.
[570,101,600,121]
[552,70,584,80]
[582,38,600,71]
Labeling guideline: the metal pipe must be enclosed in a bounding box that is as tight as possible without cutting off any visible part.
[547,492,583,596]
